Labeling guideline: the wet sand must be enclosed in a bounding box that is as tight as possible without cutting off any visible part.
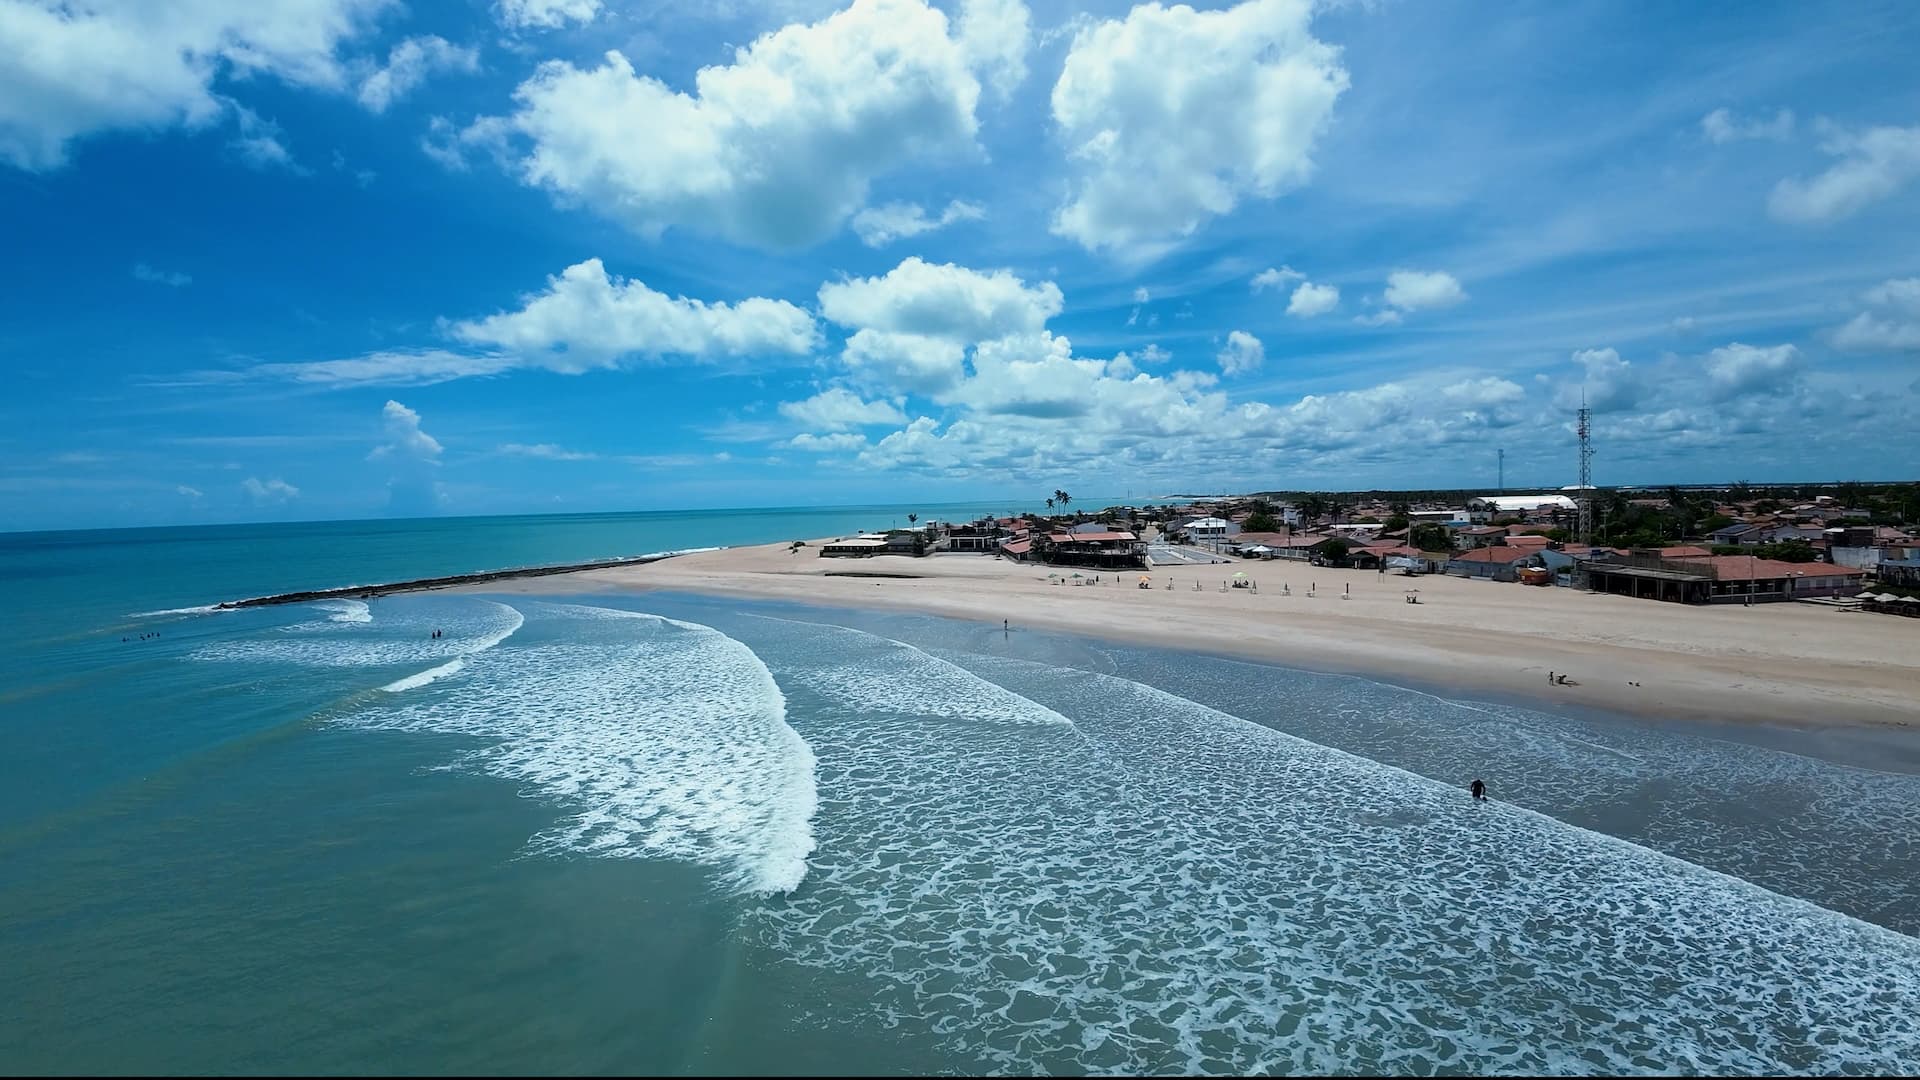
[463,541,1920,732]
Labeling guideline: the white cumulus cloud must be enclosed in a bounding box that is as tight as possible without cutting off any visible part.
[497,0,599,30]
[241,476,299,503]
[789,431,868,452]
[818,256,1063,340]
[1704,343,1800,399]
[1383,269,1467,311]
[1286,281,1339,317]
[447,258,819,370]
[0,0,389,171]
[1049,0,1348,260]
[819,257,1063,394]
[356,35,478,114]
[1568,347,1641,412]
[849,199,986,247]
[778,388,908,431]
[1216,330,1265,375]
[1250,266,1305,292]
[373,399,443,461]
[462,0,1018,249]
[955,0,1031,102]
[1832,277,1920,352]
[1769,122,1920,224]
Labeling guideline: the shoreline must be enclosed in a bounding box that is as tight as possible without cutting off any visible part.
[450,539,1920,735]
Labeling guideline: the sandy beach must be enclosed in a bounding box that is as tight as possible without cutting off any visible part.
[466,541,1920,732]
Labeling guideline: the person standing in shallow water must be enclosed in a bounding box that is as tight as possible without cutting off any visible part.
[1470,779,1487,801]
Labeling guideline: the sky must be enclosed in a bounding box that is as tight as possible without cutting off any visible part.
[3,0,1919,531]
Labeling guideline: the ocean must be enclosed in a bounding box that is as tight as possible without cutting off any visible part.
[3,509,1918,1075]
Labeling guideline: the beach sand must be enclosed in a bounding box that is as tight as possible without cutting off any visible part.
[466,541,1920,732]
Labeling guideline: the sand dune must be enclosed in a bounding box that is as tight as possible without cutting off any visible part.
[471,542,1920,731]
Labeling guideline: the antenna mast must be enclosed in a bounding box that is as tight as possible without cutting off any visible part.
[1576,397,1594,545]
[1498,448,1505,494]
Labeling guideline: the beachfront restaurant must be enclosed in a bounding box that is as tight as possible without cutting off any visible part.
[1035,530,1149,569]
[820,535,891,558]
[1585,555,1865,604]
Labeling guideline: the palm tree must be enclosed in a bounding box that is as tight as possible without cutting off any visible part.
[1054,489,1072,510]
[1046,497,1055,512]
[907,512,917,528]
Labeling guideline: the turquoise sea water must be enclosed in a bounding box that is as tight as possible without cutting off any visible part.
[3,509,1919,1075]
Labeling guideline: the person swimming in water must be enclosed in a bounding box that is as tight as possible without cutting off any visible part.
[1470,778,1486,801]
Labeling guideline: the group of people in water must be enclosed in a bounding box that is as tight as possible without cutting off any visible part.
[121,632,160,643]
[429,629,445,640]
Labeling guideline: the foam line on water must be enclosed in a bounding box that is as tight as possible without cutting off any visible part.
[127,604,229,618]
[748,647,1920,1075]
[378,603,523,693]
[347,603,817,895]
[1099,646,1920,935]
[188,598,521,671]
[740,614,1073,727]
[317,598,372,623]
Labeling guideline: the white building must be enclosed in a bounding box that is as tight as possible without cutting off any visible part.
[1468,494,1578,520]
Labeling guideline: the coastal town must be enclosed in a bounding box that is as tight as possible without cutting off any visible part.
[819,484,1920,615]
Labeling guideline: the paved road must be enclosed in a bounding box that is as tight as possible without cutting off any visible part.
[1147,543,1233,566]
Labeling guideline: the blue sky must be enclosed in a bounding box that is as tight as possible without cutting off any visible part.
[4,0,1919,531]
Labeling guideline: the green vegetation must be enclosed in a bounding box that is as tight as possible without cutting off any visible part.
[1408,523,1454,552]
[1710,540,1818,563]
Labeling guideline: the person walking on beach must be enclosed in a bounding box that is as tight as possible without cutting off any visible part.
[1470,779,1487,801]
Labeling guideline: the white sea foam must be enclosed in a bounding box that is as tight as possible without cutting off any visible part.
[128,604,228,618]
[348,603,817,895]
[742,643,1920,1076]
[1100,648,1920,936]
[378,605,524,693]
[317,599,372,624]
[189,599,521,671]
[741,615,1072,727]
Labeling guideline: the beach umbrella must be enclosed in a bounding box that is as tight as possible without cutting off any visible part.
[1233,571,1247,579]
[1071,571,1084,578]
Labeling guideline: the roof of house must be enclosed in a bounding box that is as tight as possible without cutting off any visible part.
[1656,546,1714,558]
[1702,556,1864,581]
[1504,535,1552,548]
[1054,531,1137,543]
[998,538,1032,555]
[1364,544,1424,557]
[1451,546,1538,564]
[824,538,887,549]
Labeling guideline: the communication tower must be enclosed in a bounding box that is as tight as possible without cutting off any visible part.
[1576,398,1594,545]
